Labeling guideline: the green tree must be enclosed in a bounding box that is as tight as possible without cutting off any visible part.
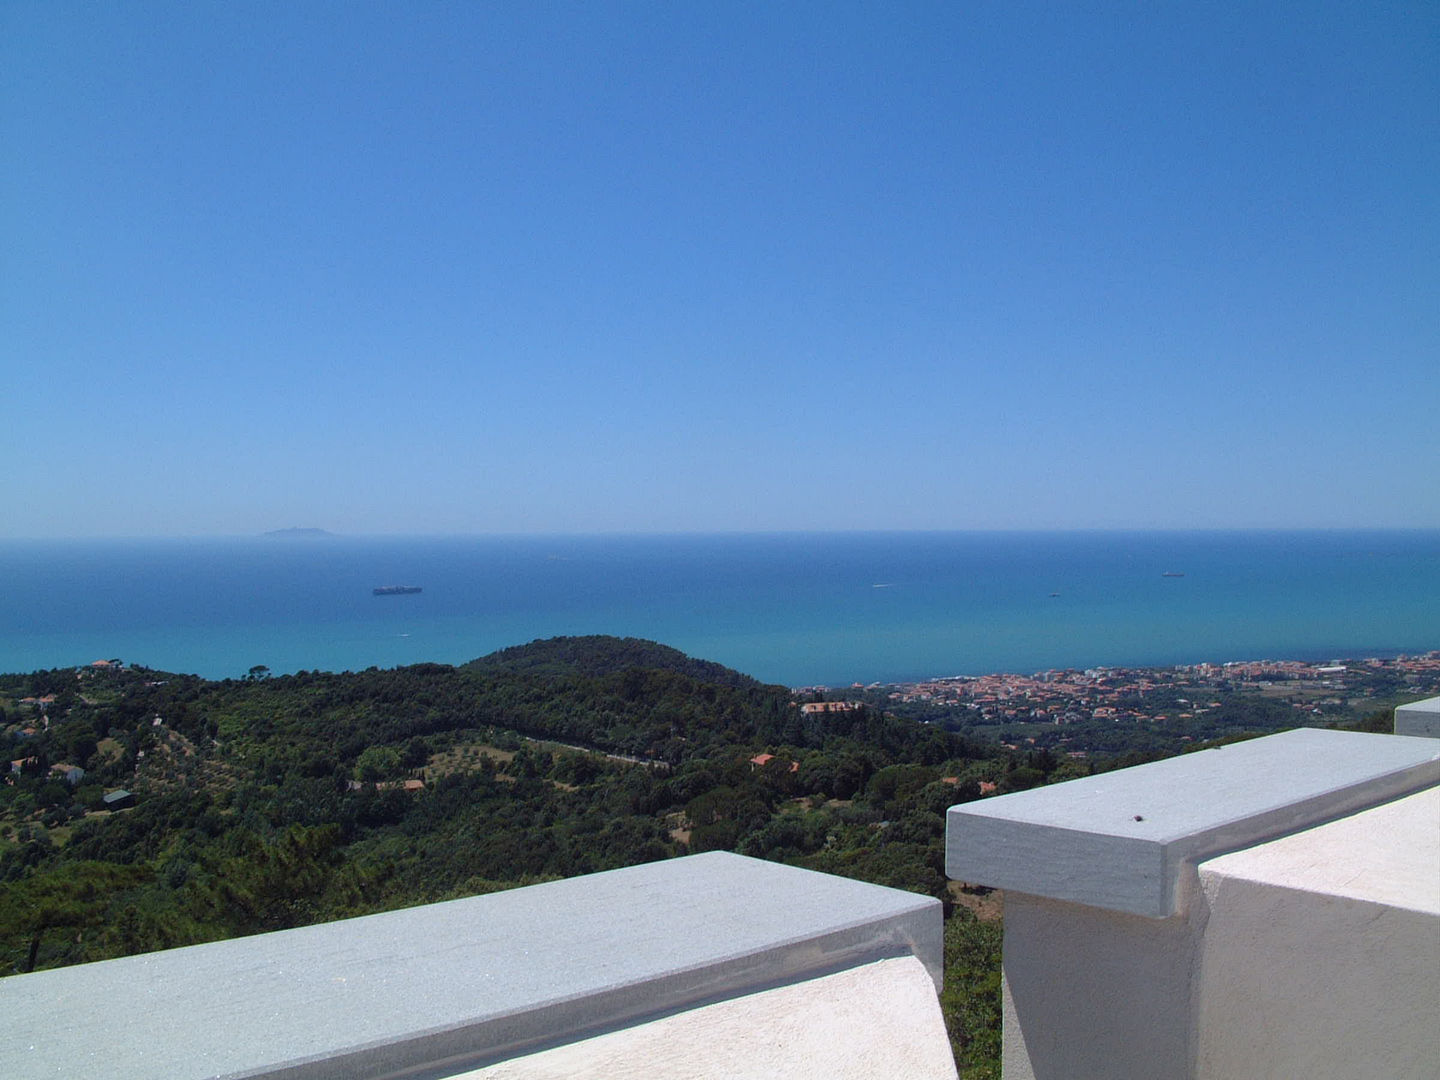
[941,908,1003,1079]
[355,746,402,782]
[0,861,151,973]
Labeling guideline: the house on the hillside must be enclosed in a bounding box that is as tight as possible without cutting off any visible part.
[102,790,135,810]
[749,753,799,773]
[49,763,85,786]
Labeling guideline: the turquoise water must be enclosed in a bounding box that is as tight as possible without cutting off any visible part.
[0,531,1436,685]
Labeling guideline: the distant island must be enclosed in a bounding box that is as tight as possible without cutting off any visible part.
[262,527,334,538]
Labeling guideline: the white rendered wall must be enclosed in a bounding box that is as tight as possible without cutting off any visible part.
[997,884,1206,1080]
[1195,786,1440,1080]
[462,955,957,1080]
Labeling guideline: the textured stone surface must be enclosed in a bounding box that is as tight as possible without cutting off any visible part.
[0,852,941,1080]
[1395,694,1440,738]
[946,727,1440,916]
[461,956,958,1080]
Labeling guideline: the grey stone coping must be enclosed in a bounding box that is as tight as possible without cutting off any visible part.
[1395,695,1440,738]
[945,728,1440,918]
[0,851,940,1080]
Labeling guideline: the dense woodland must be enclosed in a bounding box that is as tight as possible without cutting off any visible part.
[0,636,1396,1077]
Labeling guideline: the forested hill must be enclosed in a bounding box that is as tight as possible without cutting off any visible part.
[464,635,767,689]
[0,636,1014,1073]
[0,642,1404,1076]
[455,635,794,760]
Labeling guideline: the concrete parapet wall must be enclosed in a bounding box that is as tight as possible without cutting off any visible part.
[0,852,943,1080]
[946,727,1440,1079]
[946,728,1440,918]
[1196,786,1440,1080]
[1395,694,1440,738]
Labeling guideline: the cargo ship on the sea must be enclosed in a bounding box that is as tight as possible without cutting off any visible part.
[373,585,422,596]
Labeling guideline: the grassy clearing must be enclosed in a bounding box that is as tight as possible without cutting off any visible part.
[948,881,1003,922]
[425,742,518,780]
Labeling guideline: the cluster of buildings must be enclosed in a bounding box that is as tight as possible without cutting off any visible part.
[879,652,1440,727]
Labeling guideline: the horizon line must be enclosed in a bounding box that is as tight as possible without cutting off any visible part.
[6,524,1440,543]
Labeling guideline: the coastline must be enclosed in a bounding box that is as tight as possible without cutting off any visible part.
[800,651,1440,691]
[1,530,1437,685]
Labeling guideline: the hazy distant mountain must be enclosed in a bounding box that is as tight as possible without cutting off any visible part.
[262,527,335,538]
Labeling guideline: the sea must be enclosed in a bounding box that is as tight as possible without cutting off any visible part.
[1,531,1436,687]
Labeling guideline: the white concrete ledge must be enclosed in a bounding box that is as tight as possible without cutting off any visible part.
[0,852,941,1080]
[1395,694,1440,738]
[946,728,1440,917]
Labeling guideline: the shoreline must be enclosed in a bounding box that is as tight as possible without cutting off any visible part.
[4,646,1436,690]
[796,649,1440,693]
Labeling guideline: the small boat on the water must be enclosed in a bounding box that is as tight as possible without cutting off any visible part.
[373,585,422,596]
[1161,571,1185,578]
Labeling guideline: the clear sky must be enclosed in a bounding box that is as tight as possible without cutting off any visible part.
[3,2,1436,538]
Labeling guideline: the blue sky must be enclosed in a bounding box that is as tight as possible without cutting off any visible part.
[3,2,1436,537]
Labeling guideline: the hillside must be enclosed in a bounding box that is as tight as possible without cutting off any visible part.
[0,638,1057,1075]
[464,635,766,690]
